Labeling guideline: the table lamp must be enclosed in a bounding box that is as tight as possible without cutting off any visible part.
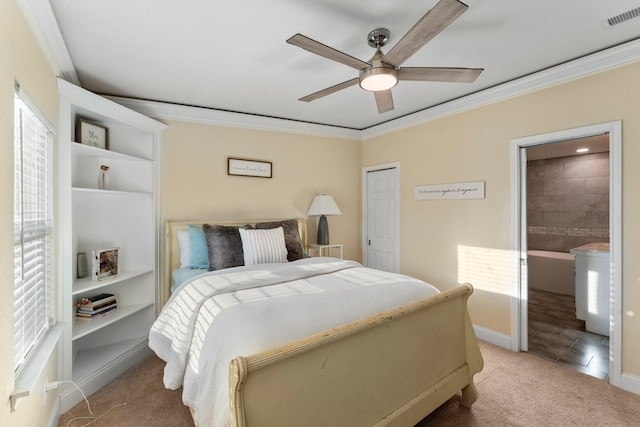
[307,195,341,245]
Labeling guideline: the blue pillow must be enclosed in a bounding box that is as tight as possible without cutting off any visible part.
[187,225,208,269]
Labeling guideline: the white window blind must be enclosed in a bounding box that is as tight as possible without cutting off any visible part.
[14,92,54,374]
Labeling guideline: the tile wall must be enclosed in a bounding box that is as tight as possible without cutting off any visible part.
[527,153,609,252]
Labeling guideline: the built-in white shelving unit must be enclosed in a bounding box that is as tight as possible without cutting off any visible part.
[57,79,167,411]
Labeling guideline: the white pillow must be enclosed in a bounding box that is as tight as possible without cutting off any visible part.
[177,230,190,268]
[239,227,288,266]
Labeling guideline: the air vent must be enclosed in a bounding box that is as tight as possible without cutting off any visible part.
[607,7,640,26]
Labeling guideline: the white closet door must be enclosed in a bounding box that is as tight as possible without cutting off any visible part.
[366,167,398,272]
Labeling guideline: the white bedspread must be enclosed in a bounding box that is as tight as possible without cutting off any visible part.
[149,257,439,427]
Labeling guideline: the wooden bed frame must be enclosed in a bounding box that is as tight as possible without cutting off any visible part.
[163,218,483,426]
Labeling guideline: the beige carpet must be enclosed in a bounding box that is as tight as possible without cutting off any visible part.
[58,341,640,426]
[57,356,193,427]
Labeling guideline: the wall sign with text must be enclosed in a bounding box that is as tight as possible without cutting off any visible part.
[227,157,272,178]
[415,181,485,200]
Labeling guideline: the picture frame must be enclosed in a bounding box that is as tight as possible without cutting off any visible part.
[92,247,119,281]
[227,157,272,178]
[76,118,109,149]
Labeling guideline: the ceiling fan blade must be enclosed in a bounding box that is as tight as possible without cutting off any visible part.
[287,34,371,70]
[398,67,483,83]
[299,78,360,102]
[384,0,468,67]
[374,90,394,113]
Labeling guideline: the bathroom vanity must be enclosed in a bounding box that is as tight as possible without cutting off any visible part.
[570,243,610,336]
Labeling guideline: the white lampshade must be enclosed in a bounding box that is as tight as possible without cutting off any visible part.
[307,195,341,216]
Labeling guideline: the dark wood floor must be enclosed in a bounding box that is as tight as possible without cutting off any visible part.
[528,288,609,379]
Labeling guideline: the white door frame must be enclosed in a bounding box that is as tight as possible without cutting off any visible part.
[510,121,622,387]
[362,163,400,269]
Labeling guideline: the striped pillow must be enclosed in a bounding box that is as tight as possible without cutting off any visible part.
[239,227,288,266]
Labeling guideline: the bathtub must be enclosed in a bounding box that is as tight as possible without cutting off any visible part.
[527,250,575,296]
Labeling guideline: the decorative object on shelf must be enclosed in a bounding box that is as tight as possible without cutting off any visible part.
[92,247,120,281]
[307,194,341,245]
[227,157,272,178]
[77,252,88,278]
[98,165,110,190]
[75,293,117,321]
[76,118,109,149]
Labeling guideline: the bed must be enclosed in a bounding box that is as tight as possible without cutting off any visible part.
[151,218,483,427]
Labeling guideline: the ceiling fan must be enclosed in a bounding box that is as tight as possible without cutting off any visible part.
[286,0,483,114]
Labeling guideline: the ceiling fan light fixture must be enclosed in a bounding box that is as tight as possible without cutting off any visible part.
[359,67,398,92]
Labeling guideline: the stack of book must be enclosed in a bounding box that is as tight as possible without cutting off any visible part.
[76,293,117,320]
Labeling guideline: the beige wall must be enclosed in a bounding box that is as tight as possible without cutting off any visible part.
[159,119,362,263]
[1,2,60,426]
[4,4,640,423]
[362,61,640,377]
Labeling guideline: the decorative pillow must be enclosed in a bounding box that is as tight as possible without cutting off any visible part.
[202,224,245,271]
[239,227,288,266]
[177,231,190,268]
[187,225,208,269]
[255,219,304,261]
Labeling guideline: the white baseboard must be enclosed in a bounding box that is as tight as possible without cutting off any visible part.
[473,324,640,396]
[620,373,640,395]
[473,324,512,350]
[46,397,61,427]
[59,341,152,413]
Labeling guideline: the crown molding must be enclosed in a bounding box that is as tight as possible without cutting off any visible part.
[17,0,80,85]
[58,79,167,133]
[112,39,640,141]
[105,97,362,141]
[20,1,640,141]
[361,38,640,140]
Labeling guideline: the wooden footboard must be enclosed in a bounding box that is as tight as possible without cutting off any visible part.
[229,284,483,427]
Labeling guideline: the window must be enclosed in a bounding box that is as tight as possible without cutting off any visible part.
[14,91,54,374]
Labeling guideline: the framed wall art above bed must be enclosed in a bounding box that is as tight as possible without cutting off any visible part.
[227,157,272,178]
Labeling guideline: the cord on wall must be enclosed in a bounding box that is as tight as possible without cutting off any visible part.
[44,380,127,427]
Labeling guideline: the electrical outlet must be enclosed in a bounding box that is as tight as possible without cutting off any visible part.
[43,380,58,406]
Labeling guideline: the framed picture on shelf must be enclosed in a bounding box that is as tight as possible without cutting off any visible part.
[76,118,109,149]
[92,247,119,281]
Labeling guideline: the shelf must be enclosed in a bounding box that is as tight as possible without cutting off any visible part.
[72,140,152,162]
[58,78,164,412]
[72,187,153,197]
[72,303,153,340]
[72,269,153,295]
[72,336,149,383]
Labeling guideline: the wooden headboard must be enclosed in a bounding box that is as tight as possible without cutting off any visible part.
[161,218,308,307]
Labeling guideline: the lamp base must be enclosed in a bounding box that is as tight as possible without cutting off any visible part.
[317,215,329,245]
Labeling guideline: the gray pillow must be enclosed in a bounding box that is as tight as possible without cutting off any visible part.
[202,224,244,271]
[255,219,304,261]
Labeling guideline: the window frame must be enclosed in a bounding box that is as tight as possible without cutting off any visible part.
[13,88,55,376]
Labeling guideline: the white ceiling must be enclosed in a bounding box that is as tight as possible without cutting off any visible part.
[47,0,640,130]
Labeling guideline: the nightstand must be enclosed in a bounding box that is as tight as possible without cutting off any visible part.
[308,243,344,259]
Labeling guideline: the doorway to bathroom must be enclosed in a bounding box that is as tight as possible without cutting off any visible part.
[526,136,610,379]
[511,121,622,387]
